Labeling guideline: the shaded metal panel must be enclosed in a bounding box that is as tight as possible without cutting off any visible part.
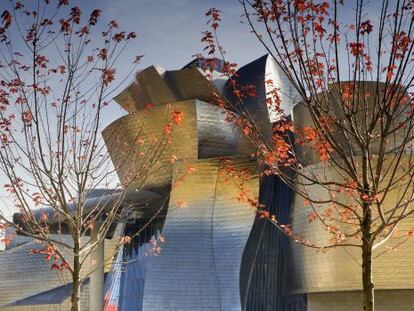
[0,240,72,308]
[113,66,175,113]
[13,190,161,239]
[196,101,254,158]
[212,158,258,311]
[102,100,199,190]
[142,158,258,310]
[240,174,306,311]
[113,82,144,113]
[136,66,176,106]
[292,82,409,166]
[224,54,299,144]
[113,63,227,113]
[117,205,168,311]
[225,56,270,142]
[165,68,218,104]
[0,226,122,308]
[118,244,151,311]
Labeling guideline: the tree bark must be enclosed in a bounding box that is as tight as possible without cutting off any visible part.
[362,204,374,311]
[71,241,81,311]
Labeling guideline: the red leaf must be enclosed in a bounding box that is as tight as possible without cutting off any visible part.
[171,111,184,125]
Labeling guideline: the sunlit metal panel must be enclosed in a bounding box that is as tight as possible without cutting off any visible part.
[142,157,258,310]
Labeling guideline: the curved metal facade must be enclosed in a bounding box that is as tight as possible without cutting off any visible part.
[292,82,409,166]
[10,56,414,311]
[0,226,122,309]
[289,83,414,301]
[142,158,258,310]
[102,99,253,191]
[224,54,299,144]
[288,161,414,294]
[241,174,306,311]
[113,65,226,113]
[103,55,305,311]
[308,290,414,311]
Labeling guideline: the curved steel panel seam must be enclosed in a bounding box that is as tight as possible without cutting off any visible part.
[209,160,221,311]
[241,217,266,311]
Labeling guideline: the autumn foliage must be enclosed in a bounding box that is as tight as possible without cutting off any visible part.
[0,1,182,311]
[200,1,414,311]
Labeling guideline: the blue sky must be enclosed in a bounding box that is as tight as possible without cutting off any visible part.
[53,1,267,126]
[0,0,266,228]
[94,0,266,70]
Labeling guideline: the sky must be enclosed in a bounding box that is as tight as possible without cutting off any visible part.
[0,0,268,124]
[0,0,267,246]
[82,0,268,123]
[96,0,265,70]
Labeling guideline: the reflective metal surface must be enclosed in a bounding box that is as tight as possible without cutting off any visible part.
[8,56,413,311]
[308,290,414,311]
[114,65,225,113]
[292,82,409,166]
[102,99,253,191]
[142,157,259,311]
[288,159,414,294]
[0,226,122,309]
[224,54,300,143]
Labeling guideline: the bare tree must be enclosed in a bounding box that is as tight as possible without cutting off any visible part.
[0,1,182,310]
[200,1,414,310]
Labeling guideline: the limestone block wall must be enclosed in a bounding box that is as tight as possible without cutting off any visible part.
[142,158,258,311]
[288,161,414,294]
[308,290,414,311]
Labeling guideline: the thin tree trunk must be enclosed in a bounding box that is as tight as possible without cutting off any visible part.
[362,204,374,311]
[71,241,81,311]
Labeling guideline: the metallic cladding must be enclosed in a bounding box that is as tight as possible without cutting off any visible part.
[287,82,414,310]
[102,99,253,191]
[241,174,306,311]
[0,226,122,309]
[307,290,414,311]
[142,158,258,310]
[113,65,226,113]
[224,54,299,144]
[292,82,410,166]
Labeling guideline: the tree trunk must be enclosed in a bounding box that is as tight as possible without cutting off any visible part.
[361,203,374,311]
[362,239,374,311]
[71,242,81,311]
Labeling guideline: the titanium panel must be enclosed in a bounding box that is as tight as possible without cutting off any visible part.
[224,54,299,144]
[114,66,176,113]
[142,158,258,311]
[136,66,177,106]
[241,174,306,311]
[165,67,218,104]
[292,82,409,166]
[213,158,259,311]
[102,99,253,190]
[142,160,221,311]
[0,226,122,308]
[113,64,227,113]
